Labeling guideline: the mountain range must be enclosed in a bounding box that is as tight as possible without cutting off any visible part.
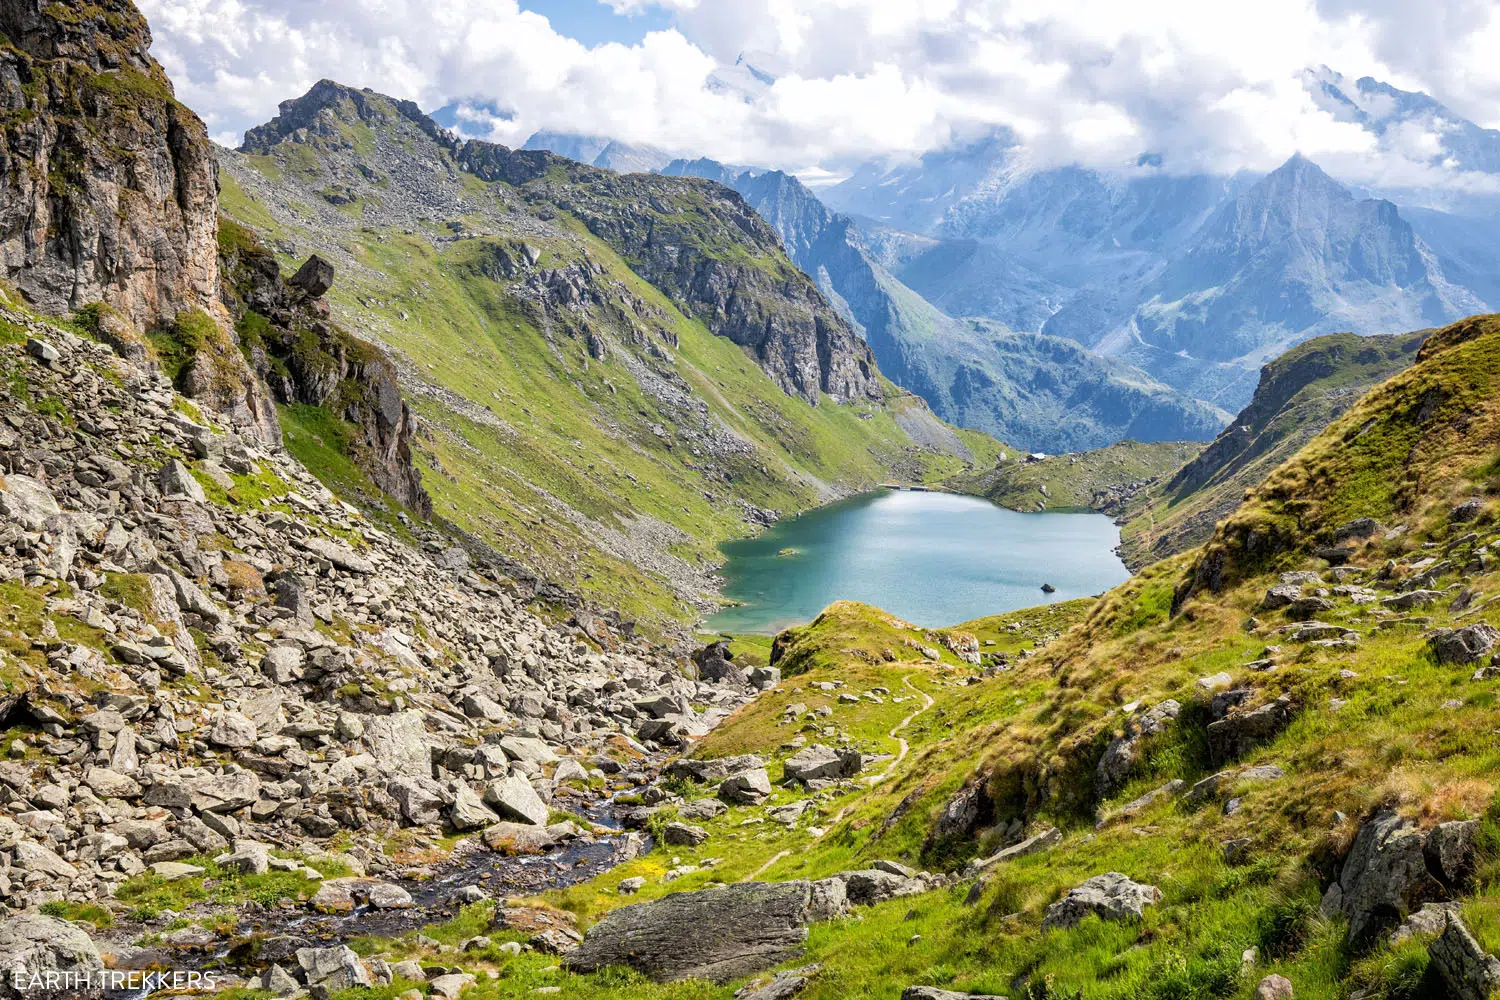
[525,75,1500,445]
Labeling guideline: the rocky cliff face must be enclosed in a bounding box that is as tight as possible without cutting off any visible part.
[218,225,430,515]
[459,144,881,406]
[0,0,276,444]
[659,158,1227,452]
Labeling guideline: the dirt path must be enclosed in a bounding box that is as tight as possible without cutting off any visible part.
[741,673,937,882]
[865,673,935,785]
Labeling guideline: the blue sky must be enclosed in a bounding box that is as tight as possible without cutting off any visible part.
[517,0,672,48]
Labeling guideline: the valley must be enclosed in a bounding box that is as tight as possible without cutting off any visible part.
[1,4,1499,1000]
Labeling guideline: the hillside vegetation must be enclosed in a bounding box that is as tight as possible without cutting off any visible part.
[1117,330,1429,568]
[217,83,1004,632]
[368,312,1500,1000]
[953,440,1203,514]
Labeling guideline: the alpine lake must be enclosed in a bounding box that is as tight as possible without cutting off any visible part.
[705,489,1130,634]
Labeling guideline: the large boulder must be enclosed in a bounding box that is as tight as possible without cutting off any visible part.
[1041,873,1160,930]
[1320,811,1444,943]
[719,768,773,806]
[0,913,103,999]
[783,744,863,783]
[0,475,61,531]
[483,775,549,826]
[1431,624,1500,664]
[565,879,847,982]
[830,869,927,906]
[449,785,501,830]
[362,712,432,781]
[1206,695,1298,763]
[666,755,765,783]
[295,945,370,991]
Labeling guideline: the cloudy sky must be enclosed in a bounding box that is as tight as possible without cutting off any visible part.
[140,0,1500,187]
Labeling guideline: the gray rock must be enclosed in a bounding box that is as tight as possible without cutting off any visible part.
[738,966,816,1000]
[0,475,60,530]
[901,990,1008,1000]
[832,869,926,906]
[187,769,261,813]
[666,755,765,783]
[1382,590,1444,610]
[1259,584,1302,610]
[300,536,375,574]
[1429,911,1500,1000]
[449,785,500,830]
[157,460,206,502]
[498,736,559,765]
[259,963,301,997]
[363,711,432,781]
[1255,974,1294,999]
[0,913,103,999]
[1431,624,1500,664]
[296,945,371,990]
[719,768,773,805]
[566,878,848,982]
[1388,902,1456,945]
[388,776,448,826]
[1097,700,1180,795]
[1041,872,1161,930]
[483,774,549,826]
[290,254,336,298]
[783,744,863,783]
[13,841,75,878]
[428,972,476,998]
[208,711,258,749]
[966,827,1061,874]
[1425,819,1479,887]
[217,840,271,875]
[1320,810,1441,942]
[24,338,58,363]
[663,822,709,847]
[83,766,141,800]
[1207,695,1298,763]
[367,881,414,909]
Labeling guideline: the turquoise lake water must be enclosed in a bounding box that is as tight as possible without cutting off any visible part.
[704,490,1130,634]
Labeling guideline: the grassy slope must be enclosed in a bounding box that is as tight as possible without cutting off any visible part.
[333,313,1500,1000]
[217,109,1003,632]
[952,440,1204,513]
[1118,330,1428,570]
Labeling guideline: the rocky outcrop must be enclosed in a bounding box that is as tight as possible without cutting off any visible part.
[457,143,881,406]
[1206,695,1298,763]
[0,1,276,445]
[1430,624,1500,664]
[565,879,848,982]
[1320,811,1477,943]
[783,744,863,783]
[219,230,429,514]
[1429,911,1500,1000]
[1041,872,1161,930]
[1097,700,1181,796]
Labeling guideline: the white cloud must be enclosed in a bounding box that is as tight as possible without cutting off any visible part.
[139,0,1500,190]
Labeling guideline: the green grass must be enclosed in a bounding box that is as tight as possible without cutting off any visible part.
[955,440,1204,513]
[39,900,113,928]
